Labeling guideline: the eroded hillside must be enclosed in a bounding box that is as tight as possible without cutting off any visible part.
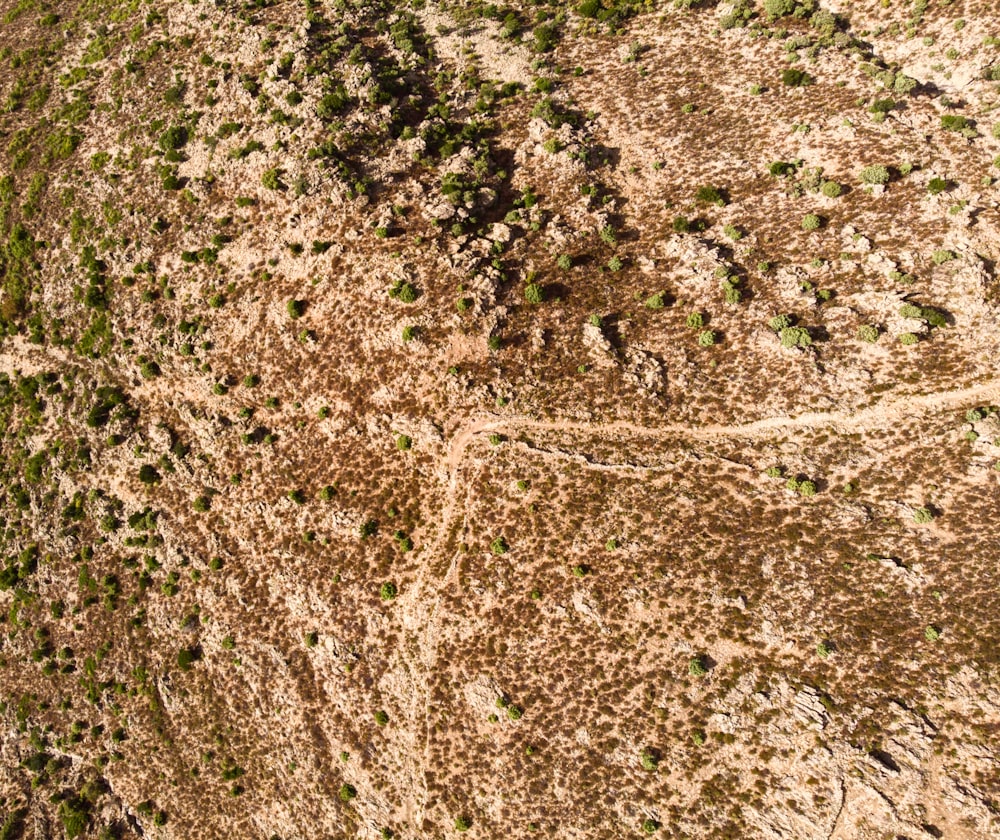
[1,0,1000,836]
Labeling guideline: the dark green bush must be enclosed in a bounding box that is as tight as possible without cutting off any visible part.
[781,68,813,87]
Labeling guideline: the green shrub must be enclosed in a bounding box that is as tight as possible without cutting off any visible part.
[860,165,890,185]
[138,464,161,484]
[940,114,968,132]
[305,631,319,647]
[59,798,89,839]
[380,582,397,601]
[261,168,283,190]
[913,506,934,523]
[697,330,716,346]
[924,624,940,641]
[454,816,471,832]
[158,125,188,151]
[490,536,509,555]
[686,312,704,329]
[782,68,813,87]
[927,177,948,195]
[388,280,418,302]
[763,0,795,17]
[857,324,879,342]
[644,292,665,310]
[642,818,660,834]
[820,180,841,197]
[779,326,811,348]
[374,709,389,726]
[287,299,305,319]
[695,185,725,206]
[396,434,412,451]
[688,656,707,677]
[899,332,918,345]
[524,283,544,304]
[931,249,955,265]
[339,783,357,802]
[801,213,821,231]
[769,161,797,177]
[640,748,659,770]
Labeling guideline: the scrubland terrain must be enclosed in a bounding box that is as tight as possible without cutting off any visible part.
[1,0,1000,836]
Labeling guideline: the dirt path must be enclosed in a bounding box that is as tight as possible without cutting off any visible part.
[440,376,1000,475]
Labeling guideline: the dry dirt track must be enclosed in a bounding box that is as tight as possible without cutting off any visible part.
[443,375,1000,476]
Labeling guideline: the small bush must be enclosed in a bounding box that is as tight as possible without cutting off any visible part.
[781,68,813,87]
[924,624,941,641]
[688,656,707,677]
[913,506,934,523]
[640,748,659,770]
[490,536,509,555]
[396,434,412,451]
[763,0,795,17]
[695,185,725,206]
[287,299,305,319]
[644,292,666,310]
[860,165,890,185]
[642,818,661,834]
[940,114,968,132]
[339,783,357,802]
[686,312,704,329]
[374,710,389,726]
[139,464,161,484]
[769,314,792,332]
[779,326,811,348]
[857,324,880,343]
[899,332,919,345]
[524,283,544,304]
[820,180,841,197]
[389,280,418,302]
[454,816,471,832]
[697,330,716,346]
[927,177,949,195]
[931,249,955,265]
[380,582,398,601]
[261,168,283,190]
